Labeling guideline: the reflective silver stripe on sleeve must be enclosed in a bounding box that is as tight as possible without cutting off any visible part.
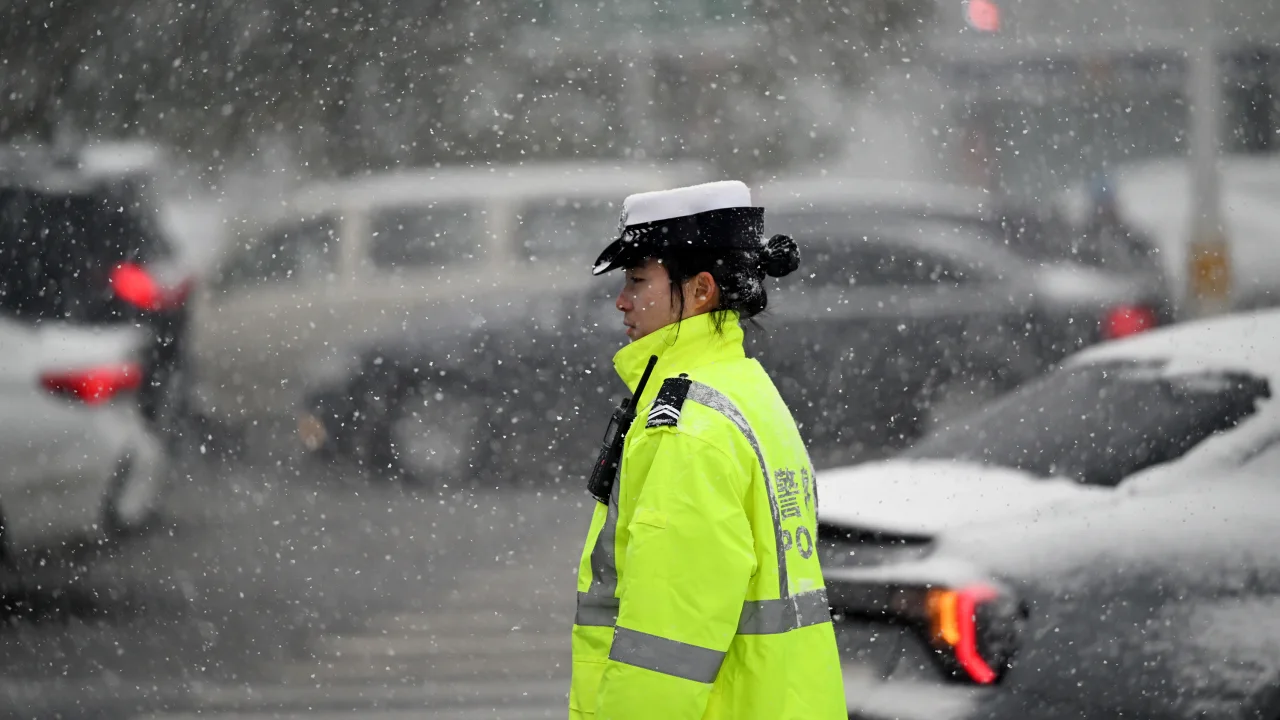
[685,381,789,601]
[609,627,727,684]
[574,592,620,627]
[576,460,623,624]
[737,588,832,635]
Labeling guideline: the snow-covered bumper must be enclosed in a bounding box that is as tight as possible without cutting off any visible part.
[844,671,1105,720]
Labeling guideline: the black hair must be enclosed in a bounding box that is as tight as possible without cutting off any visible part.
[627,234,800,334]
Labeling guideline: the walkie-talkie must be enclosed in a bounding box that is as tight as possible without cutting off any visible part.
[586,355,659,505]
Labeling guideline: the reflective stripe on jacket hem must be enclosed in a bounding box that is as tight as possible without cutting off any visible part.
[575,588,831,634]
[608,627,726,684]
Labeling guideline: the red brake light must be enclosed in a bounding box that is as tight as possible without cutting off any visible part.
[111,262,162,311]
[110,262,190,311]
[965,0,1001,32]
[926,584,1014,684]
[41,362,143,405]
[1102,304,1158,340]
[952,586,1000,683]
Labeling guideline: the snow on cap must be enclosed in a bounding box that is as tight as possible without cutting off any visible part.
[620,180,753,228]
[592,180,764,276]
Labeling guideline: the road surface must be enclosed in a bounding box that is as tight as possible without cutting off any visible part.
[0,455,588,720]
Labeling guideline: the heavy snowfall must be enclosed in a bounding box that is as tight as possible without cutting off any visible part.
[3,0,1280,718]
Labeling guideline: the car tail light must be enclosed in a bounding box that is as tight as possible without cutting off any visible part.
[110,262,191,312]
[41,362,143,405]
[1101,304,1158,340]
[926,584,1022,684]
[965,0,1001,32]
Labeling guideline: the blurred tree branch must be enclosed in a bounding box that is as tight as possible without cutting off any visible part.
[0,0,931,181]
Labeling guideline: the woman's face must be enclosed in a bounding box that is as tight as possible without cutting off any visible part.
[616,258,680,341]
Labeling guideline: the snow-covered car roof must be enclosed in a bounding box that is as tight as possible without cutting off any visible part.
[1066,306,1280,382]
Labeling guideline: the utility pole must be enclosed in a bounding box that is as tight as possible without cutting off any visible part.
[1185,0,1232,318]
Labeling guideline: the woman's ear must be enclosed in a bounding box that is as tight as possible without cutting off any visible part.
[685,271,719,316]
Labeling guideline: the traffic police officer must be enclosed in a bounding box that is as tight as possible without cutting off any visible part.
[570,180,846,719]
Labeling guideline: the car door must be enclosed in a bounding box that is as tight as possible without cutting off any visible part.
[0,318,56,510]
[760,231,931,463]
[0,315,151,548]
[891,221,1041,390]
[191,213,344,422]
[345,200,489,342]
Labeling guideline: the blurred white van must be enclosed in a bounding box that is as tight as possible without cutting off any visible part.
[189,160,712,424]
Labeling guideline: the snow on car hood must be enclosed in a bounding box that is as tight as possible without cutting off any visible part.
[937,471,1278,583]
[817,459,1109,538]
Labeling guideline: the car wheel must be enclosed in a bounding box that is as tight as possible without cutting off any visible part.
[102,455,163,537]
[370,385,490,490]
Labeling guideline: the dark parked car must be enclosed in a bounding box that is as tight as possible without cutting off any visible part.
[814,311,1273,551]
[0,152,197,438]
[831,461,1280,720]
[759,208,1170,465]
[819,308,1280,719]
[298,196,1171,485]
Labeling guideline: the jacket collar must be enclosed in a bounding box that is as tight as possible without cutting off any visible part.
[613,311,745,400]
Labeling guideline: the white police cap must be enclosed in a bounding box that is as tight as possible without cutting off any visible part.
[591,180,765,276]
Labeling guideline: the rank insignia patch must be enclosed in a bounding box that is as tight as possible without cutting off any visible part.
[646,376,691,428]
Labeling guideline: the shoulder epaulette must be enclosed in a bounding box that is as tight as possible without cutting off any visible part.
[646,375,691,428]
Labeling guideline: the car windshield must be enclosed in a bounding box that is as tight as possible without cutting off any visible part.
[903,360,1272,487]
[0,185,167,322]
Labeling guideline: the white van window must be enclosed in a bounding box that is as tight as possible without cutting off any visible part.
[369,204,481,270]
[218,215,338,291]
[516,199,618,264]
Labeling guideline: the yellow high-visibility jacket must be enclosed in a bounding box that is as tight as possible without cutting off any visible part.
[570,312,846,719]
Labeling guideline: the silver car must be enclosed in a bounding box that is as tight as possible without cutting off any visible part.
[0,318,166,561]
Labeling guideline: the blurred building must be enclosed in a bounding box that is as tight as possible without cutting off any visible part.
[503,0,894,178]
[923,0,1280,200]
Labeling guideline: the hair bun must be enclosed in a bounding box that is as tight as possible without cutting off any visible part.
[761,234,800,278]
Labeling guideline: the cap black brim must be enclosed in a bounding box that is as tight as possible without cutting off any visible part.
[590,207,766,276]
[591,236,639,276]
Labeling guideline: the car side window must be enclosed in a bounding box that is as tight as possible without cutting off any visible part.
[218,215,338,292]
[873,242,971,286]
[784,238,883,288]
[789,237,968,289]
[368,203,481,270]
